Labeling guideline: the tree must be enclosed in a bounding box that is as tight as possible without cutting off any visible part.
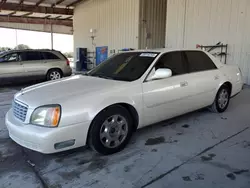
[14,44,30,50]
[64,52,73,58]
[0,47,12,51]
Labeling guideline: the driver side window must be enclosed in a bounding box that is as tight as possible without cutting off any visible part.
[154,51,187,76]
[1,53,20,63]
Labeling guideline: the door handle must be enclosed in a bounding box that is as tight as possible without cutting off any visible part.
[180,81,188,87]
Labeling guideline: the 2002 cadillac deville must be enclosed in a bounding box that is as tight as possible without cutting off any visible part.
[5,49,243,155]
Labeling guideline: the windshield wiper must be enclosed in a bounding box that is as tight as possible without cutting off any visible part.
[92,74,114,80]
[82,72,89,76]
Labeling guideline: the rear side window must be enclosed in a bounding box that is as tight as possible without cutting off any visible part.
[22,51,42,61]
[184,51,217,73]
[154,51,187,76]
[42,52,60,60]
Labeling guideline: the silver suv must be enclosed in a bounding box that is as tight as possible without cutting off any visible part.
[0,49,72,82]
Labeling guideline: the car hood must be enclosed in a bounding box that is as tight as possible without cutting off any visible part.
[15,75,125,108]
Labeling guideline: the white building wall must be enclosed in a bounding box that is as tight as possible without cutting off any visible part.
[73,0,140,56]
[166,0,250,84]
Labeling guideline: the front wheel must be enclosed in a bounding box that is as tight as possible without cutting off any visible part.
[210,85,230,113]
[88,105,133,155]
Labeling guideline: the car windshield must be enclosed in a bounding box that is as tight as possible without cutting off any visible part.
[88,52,159,81]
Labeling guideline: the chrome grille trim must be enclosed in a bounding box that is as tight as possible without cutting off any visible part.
[13,100,28,122]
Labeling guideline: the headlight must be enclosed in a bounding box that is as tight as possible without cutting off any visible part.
[30,105,61,127]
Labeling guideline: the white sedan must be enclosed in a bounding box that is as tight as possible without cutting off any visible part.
[5,49,243,155]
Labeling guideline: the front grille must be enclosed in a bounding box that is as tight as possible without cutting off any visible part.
[13,100,28,122]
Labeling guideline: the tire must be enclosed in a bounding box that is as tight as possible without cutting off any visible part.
[210,85,230,113]
[88,105,133,155]
[46,69,62,81]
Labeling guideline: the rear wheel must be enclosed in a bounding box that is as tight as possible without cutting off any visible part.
[88,105,133,155]
[47,69,62,81]
[210,85,230,113]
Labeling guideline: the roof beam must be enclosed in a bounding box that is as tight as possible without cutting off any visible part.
[43,15,51,19]
[1,2,73,15]
[64,15,73,20]
[19,0,24,5]
[54,15,62,19]
[52,0,65,7]
[36,0,45,6]
[22,12,33,17]
[0,15,72,27]
[0,0,7,8]
[67,0,84,7]
[8,11,16,16]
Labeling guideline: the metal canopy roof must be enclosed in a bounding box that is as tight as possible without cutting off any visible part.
[0,0,86,27]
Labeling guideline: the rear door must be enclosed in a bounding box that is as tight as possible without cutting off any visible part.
[41,51,62,65]
[0,52,24,79]
[21,51,46,77]
[183,50,220,108]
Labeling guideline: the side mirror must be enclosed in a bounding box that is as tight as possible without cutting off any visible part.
[150,68,172,80]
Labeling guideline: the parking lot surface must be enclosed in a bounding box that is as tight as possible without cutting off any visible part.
[0,85,250,188]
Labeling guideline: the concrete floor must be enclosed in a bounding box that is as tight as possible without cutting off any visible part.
[0,85,250,188]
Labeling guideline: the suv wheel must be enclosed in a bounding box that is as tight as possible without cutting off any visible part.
[47,69,62,81]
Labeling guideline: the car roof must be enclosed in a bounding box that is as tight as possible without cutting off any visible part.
[1,49,60,54]
[125,48,205,53]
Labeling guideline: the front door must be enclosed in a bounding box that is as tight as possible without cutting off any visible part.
[0,52,25,81]
[142,51,191,126]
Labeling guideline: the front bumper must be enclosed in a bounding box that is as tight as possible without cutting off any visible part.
[5,109,90,154]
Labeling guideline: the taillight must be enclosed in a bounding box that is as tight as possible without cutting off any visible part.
[66,59,70,66]
[237,67,242,82]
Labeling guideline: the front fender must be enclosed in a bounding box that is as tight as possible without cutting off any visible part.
[88,96,141,122]
[59,83,143,127]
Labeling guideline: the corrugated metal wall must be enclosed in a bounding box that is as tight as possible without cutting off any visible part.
[73,0,140,56]
[139,0,167,49]
[166,0,250,84]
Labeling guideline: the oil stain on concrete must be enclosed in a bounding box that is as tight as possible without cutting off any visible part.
[195,173,205,180]
[176,132,183,136]
[151,149,158,152]
[226,173,236,180]
[86,158,108,172]
[145,136,165,146]
[233,169,249,175]
[124,164,134,173]
[182,176,192,181]
[182,124,190,128]
[201,153,216,161]
[58,170,81,181]
[242,141,250,148]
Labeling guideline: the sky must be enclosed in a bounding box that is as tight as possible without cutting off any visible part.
[0,28,73,53]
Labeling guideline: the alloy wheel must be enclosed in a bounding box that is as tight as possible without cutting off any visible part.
[50,71,61,80]
[218,88,229,109]
[99,115,128,148]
